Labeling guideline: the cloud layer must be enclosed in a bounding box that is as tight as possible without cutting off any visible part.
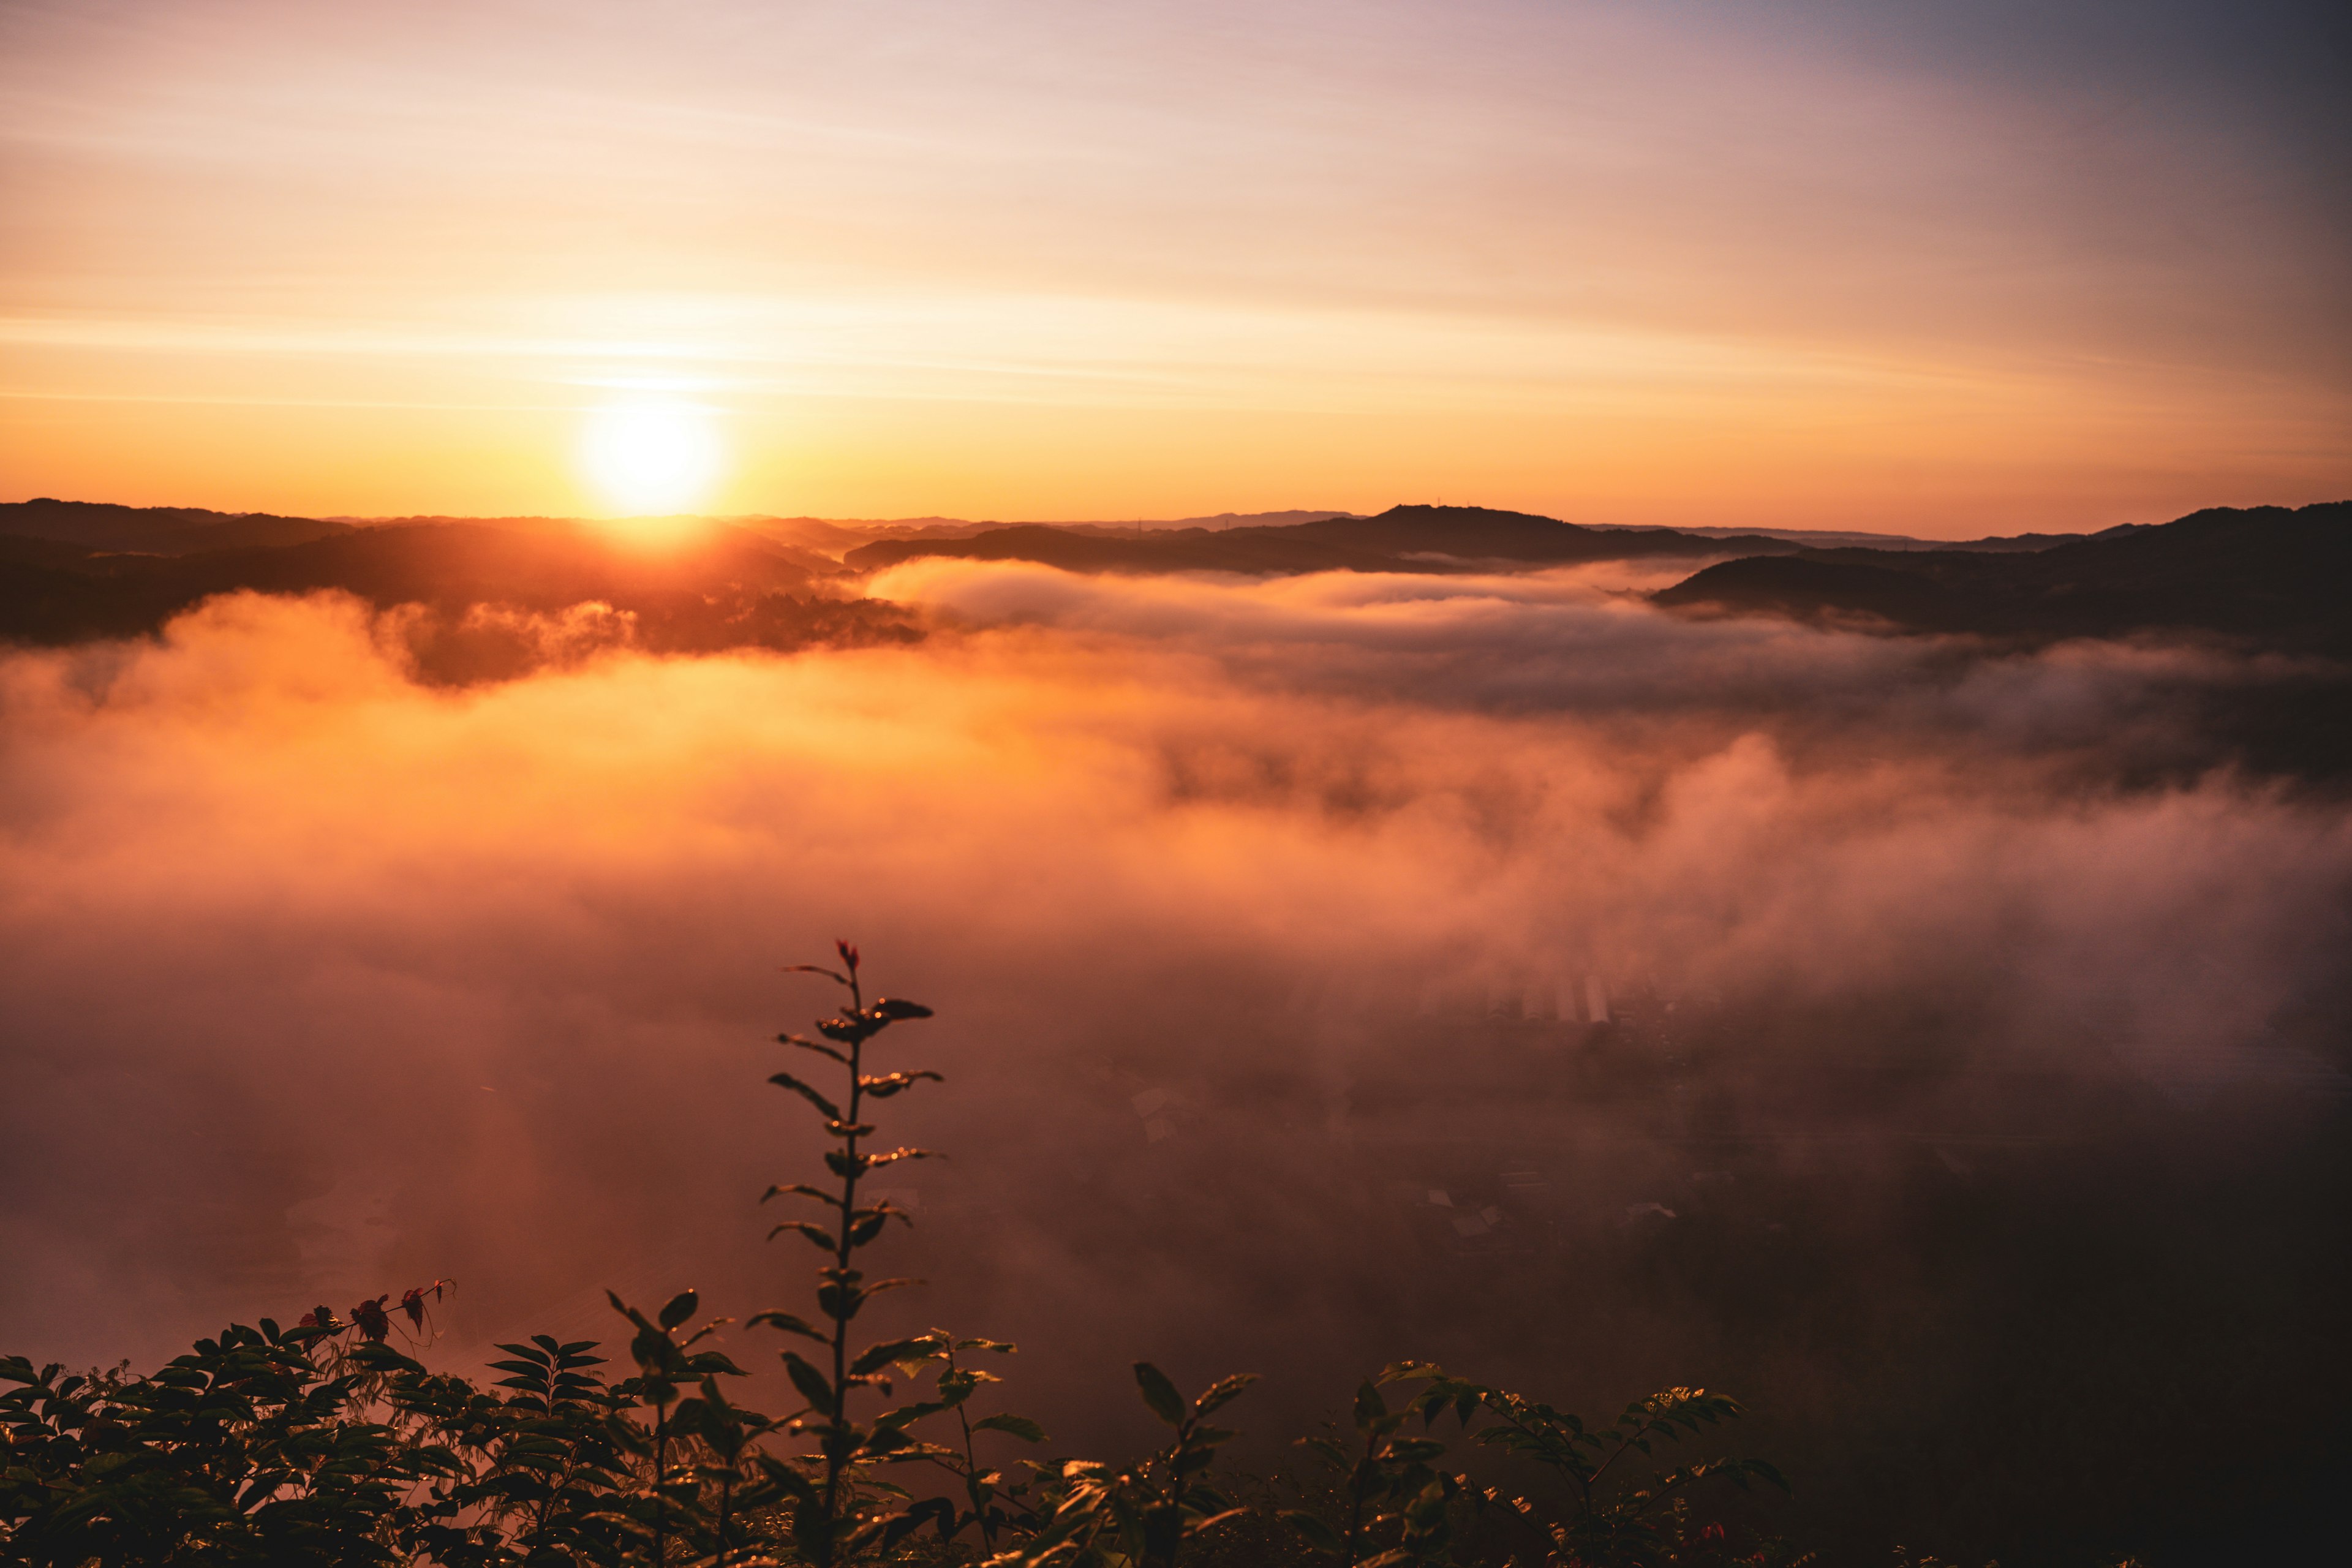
[1,571,2346,1550]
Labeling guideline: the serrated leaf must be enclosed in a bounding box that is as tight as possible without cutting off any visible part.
[972,1412,1047,1442]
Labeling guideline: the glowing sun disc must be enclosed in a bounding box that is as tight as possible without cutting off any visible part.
[579,401,725,514]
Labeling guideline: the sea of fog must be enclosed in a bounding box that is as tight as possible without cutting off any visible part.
[3,561,2346,1560]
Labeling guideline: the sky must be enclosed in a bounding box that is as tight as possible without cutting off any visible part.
[1,0,2348,532]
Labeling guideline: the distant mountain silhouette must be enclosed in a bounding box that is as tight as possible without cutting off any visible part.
[0,516,918,680]
[1653,502,2352,653]
[1606,521,2148,552]
[842,504,1807,575]
[12,496,2344,697]
[0,498,355,554]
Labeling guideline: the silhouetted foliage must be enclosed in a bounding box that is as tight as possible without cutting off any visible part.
[2,950,1805,1566]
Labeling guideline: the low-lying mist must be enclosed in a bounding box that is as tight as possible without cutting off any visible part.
[2,562,2346,1561]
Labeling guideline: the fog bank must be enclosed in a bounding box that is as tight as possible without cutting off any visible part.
[2,570,2346,1559]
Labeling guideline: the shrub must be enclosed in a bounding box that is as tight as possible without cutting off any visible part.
[0,947,1795,1566]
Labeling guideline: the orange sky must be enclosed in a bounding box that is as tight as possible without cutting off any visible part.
[2,0,2346,536]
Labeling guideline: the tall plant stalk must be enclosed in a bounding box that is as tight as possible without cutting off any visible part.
[753,941,943,1568]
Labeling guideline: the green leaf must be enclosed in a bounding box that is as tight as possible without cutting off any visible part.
[1134,1362,1185,1425]
[972,1412,1048,1443]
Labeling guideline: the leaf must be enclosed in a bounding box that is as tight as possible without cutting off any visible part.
[1298,1434,1349,1468]
[972,1412,1048,1443]
[780,1352,836,1413]
[872,1398,948,1431]
[851,1338,934,1377]
[1134,1362,1185,1425]
[873,997,934,1019]
[1193,1373,1258,1417]
[659,1291,698,1331]
[882,1496,956,1550]
[861,1070,945,1099]
[1353,1380,1387,1431]
[769,1072,844,1121]
[771,1220,840,1251]
[782,1033,851,1065]
[750,1310,830,1343]
[763,1182,843,1209]
[1188,1506,1251,1537]
[1281,1510,1346,1555]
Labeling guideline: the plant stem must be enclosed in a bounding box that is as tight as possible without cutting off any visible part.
[817,965,867,1568]
[653,1401,669,1567]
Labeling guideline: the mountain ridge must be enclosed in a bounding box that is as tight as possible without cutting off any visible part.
[1651,501,2352,652]
[840,503,1808,576]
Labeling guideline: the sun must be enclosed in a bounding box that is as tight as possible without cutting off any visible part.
[578,401,726,516]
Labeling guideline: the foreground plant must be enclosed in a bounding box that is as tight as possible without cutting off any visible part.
[750,941,1058,1567]
[1277,1367,1792,1568]
[0,943,1802,1568]
[1006,1363,1257,1568]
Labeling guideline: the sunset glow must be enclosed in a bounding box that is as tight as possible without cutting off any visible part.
[2,1,2345,531]
[4,6,2350,1558]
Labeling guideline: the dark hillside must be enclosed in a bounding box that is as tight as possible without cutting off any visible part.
[844,503,1806,575]
[0,519,918,676]
[1655,501,2352,654]
[0,497,353,554]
